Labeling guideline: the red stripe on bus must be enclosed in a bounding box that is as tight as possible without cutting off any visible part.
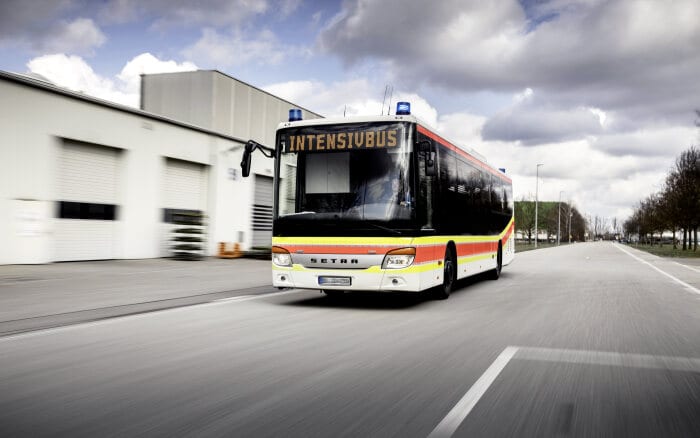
[456,242,496,257]
[503,222,514,242]
[414,246,441,263]
[277,221,514,264]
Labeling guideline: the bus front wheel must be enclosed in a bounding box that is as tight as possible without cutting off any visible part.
[434,246,455,300]
[489,243,502,280]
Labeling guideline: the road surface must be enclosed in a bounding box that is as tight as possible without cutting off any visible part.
[1,242,699,437]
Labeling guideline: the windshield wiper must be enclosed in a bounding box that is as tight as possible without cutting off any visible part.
[283,211,316,216]
[364,222,402,235]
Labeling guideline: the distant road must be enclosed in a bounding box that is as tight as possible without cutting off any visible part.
[1,242,699,437]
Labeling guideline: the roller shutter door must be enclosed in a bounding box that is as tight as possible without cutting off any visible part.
[54,141,120,261]
[251,175,273,248]
[164,158,206,209]
[161,158,207,257]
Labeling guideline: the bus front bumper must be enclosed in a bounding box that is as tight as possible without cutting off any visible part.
[272,264,438,292]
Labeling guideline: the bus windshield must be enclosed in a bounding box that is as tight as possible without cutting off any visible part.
[274,122,417,236]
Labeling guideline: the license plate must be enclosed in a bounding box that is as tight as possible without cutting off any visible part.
[318,276,351,286]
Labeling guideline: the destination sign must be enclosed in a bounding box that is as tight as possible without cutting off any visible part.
[284,128,399,153]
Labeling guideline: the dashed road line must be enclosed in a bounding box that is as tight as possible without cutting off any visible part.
[516,346,700,373]
[214,295,254,303]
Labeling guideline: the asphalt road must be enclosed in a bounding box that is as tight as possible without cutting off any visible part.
[1,242,699,437]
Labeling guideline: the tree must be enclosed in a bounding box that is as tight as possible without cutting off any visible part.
[665,146,699,250]
[625,145,699,251]
[569,207,587,241]
[515,199,586,243]
[515,197,535,243]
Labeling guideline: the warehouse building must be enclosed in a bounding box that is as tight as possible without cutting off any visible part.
[0,70,320,264]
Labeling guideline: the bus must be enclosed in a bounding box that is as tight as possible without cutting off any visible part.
[241,102,514,299]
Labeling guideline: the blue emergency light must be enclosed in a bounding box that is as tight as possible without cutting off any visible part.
[396,102,411,115]
[289,108,303,122]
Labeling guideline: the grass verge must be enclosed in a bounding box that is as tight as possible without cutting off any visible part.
[515,242,568,252]
[628,244,699,259]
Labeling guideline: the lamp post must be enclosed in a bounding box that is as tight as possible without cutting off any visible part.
[534,163,543,248]
[557,191,564,245]
[568,203,572,243]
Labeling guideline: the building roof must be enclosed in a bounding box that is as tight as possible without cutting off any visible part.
[1,69,257,145]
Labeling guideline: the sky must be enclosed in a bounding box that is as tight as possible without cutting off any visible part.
[1,0,698,225]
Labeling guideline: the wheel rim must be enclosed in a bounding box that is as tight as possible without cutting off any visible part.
[497,247,502,274]
[444,258,454,289]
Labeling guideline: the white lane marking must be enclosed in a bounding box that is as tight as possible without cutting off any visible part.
[427,346,519,438]
[613,244,700,295]
[674,262,700,274]
[516,346,700,373]
[429,345,700,437]
[214,295,254,303]
[0,289,303,342]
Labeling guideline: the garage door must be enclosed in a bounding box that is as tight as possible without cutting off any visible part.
[164,158,206,209]
[161,158,207,256]
[251,174,273,248]
[54,140,121,261]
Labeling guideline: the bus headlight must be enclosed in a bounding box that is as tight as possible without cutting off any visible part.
[382,247,416,269]
[272,246,292,267]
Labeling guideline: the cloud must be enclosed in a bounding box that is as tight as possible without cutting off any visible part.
[117,52,197,94]
[278,0,302,19]
[0,0,105,55]
[436,112,489,151]
[182,28,296,68]
[319,0,700,128]
[26,53,197,107]
[591,127,697,158]
[0,0,71,41]
[35,18,106,55]
[434,107,690,219]
[487,138,672,220]
[262,79,439,124]
[27,53,131,104]
[264,79,386,117]
[482,90,606,145]
[99,0,268,28]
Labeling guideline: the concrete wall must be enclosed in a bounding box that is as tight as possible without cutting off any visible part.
[142,70,321,148]
[140,72,214,130]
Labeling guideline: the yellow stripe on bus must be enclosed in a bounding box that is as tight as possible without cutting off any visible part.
[272,217,514,252]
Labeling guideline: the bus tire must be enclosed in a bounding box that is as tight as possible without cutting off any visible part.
[489,243,502,280]
[434,246,456,299]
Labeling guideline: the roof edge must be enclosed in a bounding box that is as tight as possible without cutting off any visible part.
[0,70,249,145]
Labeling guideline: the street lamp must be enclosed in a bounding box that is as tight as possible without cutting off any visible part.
[534,163,543,248]
[557,191,564,246]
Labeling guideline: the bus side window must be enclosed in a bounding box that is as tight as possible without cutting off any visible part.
[438,149,457,231]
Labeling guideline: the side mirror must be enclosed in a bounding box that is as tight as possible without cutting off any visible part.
[418,140,436,177]
[425,152,436,177]
[240,142,254,177]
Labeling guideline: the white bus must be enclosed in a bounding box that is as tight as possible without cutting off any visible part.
[241,102,514,299]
